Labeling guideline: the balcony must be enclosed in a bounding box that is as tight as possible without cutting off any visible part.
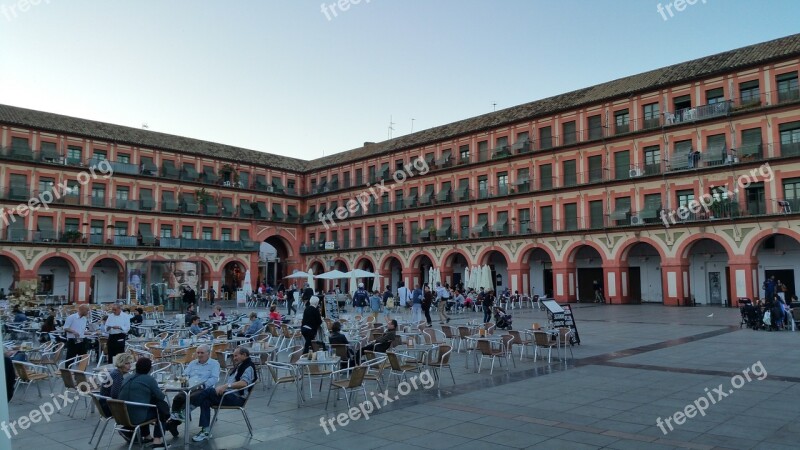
[777,86,800,104]
[666,101,731,125]
[781,142,800,157]
[614,121,630,135]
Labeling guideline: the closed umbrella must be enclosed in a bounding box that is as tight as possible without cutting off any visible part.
[349,272,357,295]
[243,270,252,296]
[307,268,315,291]
[371,275,380,292]
[463,266,470,290]
[483,265,494,291]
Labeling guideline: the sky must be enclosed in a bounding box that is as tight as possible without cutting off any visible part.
[1,0,798,162]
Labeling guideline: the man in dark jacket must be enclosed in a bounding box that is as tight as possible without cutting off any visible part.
[5,354,16,401]
[352,283,369,314]
[301,297,322,354]
[361,320,397,355]
[118,358,169,448]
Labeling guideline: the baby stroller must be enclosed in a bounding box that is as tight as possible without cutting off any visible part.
[738,299,763,330]
[493,306,513,330]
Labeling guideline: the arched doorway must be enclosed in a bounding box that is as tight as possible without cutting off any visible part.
[0,255,20,295]
[258,236,291,290]
[308,260,325,292]
[37,256,74,303]
[382,256,403,291]
[90,258,123,303]
[622,243,663,303]
[752,233,800,301]
[526,248,553,297]
[222,261,245,294]
[483,251,508,293]
[572,246,603,303]
[412,254,434,287]
[685,239,730,305]
[444,252,469,289]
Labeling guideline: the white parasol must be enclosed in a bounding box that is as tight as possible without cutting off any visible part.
[463,266,470,290]
[242,270,252,295]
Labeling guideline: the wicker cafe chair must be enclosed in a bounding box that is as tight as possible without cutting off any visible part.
[88,393,114,449]
[325,365,368,410]
[424,344,455,387]
[209,382,257,436]
[105,398,169,450]
[13,361,53,399]
[531,330,560,363]
[266,361,304,407]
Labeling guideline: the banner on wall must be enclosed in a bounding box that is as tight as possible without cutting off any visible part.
[127,260,200,304]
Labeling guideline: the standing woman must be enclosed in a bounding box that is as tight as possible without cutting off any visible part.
[422,285,434,327]
[483,290,496,324]
[301,297,322,354]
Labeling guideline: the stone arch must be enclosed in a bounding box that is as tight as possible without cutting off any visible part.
[519,244,557,265]
[380,253,405,271]
[409,251,437,269]
[745,228,800,258]
[475,246,511,266]
[564,241,608,264]
[615,236,668,262]
[441,249,472,267]
[676,233,735,260]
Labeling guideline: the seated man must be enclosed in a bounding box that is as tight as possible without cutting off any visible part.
[360,319,397,355]
[167,345,220,435]
[328,321,355,367]
[190,346,257,442]
[237,312,264,337]
[188,316,209,337]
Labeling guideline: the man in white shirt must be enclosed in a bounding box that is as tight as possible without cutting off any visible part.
[63,304,90,363]
[397,282,411,308]
[105,304,131,361]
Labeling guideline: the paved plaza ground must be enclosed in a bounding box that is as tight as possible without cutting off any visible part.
[6,302,799,449]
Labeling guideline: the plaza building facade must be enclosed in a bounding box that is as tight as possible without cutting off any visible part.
[2,34,800,306]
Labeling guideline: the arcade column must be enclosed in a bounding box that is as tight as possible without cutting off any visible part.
[551,263,576,303]
[660,259,691,306]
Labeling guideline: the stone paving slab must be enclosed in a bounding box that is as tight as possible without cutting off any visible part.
[4,302,798,449]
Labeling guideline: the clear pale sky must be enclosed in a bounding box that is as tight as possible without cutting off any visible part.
[1,0,798,161]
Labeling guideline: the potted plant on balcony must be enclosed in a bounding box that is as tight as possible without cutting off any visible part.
[428,224,438,241]
[708,197,737,219]
[63,230,82,243]
[219,164,239,186]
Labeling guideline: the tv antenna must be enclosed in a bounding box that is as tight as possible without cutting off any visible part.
[411,118,415,133]
[492,102,497,112]
[388,115,395,139]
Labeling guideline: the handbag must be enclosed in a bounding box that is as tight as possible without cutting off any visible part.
[762,310,771,326]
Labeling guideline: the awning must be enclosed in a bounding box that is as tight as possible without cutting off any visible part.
[161,191,178,211]
[182,165,198,180]
[240,200,254,217]
[162,160,178,177]
[182,193,198,213]
[303,206,316,222]
[514,177,529,186]
[37,216,53,232]
[40,143,59,161]
[492,216,508,231]
[240,230,251,242]
[272,204,285,221]
[205,201,219,215]
[287,205,299,221]
[418,229,430,238]
[512,138,531,152]
[420,187,434,204]
[140,190,154,210]
[492,146,510,158]
[272,177,285,191]
[377,163,389,180]
[639,208,659,219]
[455,185,468,199]
[221,197,234,216]
[404,194,417,208]
[255,174,268,190]
[140,158,157,173]
[424,154,435,166]
[610,208,630,221]
[471,219,488,233]
[203,166,219,183]
[253,201,267,219]
[435,150,452,166]
[437,185,451,202]
[436,223,451,237]
[139,223,153,238]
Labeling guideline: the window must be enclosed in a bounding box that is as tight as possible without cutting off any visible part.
[518,208,531,234]
[67,145,82,164]
[38,177,55,194]
[643,145,661,175]
[202,227,212,240]
[331,230,338,246]
[495,136,508,149]
[287,179,295,192]
[395,189,404,210]
[677,189,695,210]
[776,72,799,103]
[40,141,57,161]
[355,228,363,247]
[589,200,604,229]
[478,140,489,161]
[614,150,630,180]
[588,115,602,140]
[706,134,727,165]
[355,168,363,185]
[539,164,552,190]
[182,226,193,239]
[459,215,470,239]
[780,122,800,157]
[740,128,762,159]
[90,220,104,242]
[614,197,631,226]
[65,218,80,232]
[516,168,530,193]
[343,229,351,247]
[614,109,630,134]
[395,159,404,171]
[115,222,128,236]
[562,121,576,145]
[643,103,660,129]
[739,80,760,106]
[538,126,552,149]
[115,186,129,208]
[118,153,130,164]
[160,225,172,238]
[459,144,470,163]
[367,226,376,246]
[221,229,231,241]
[540,206,553,233]
[674,94,691,111]
[91,184,106,207]
[706,87,724,104]
[496,172,508,195]
[368,165,376,183]
[562,160,577,187]
[642,193,662,223]
[674,139,694,168]
[588,155,603,182]
[343,171,351,188]
[563,203,578,231]
[478,176,489,199]
[93,149,107,160]
[783,177,800,211]
[381,224,389,245]
[395,223,404,245]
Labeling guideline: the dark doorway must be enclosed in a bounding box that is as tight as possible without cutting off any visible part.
[543,268,554,297]
[452,273,461,288]
[724,267,732,307]
[629,267,642,303]
[577,268,603,302]
[765,269,795,303]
